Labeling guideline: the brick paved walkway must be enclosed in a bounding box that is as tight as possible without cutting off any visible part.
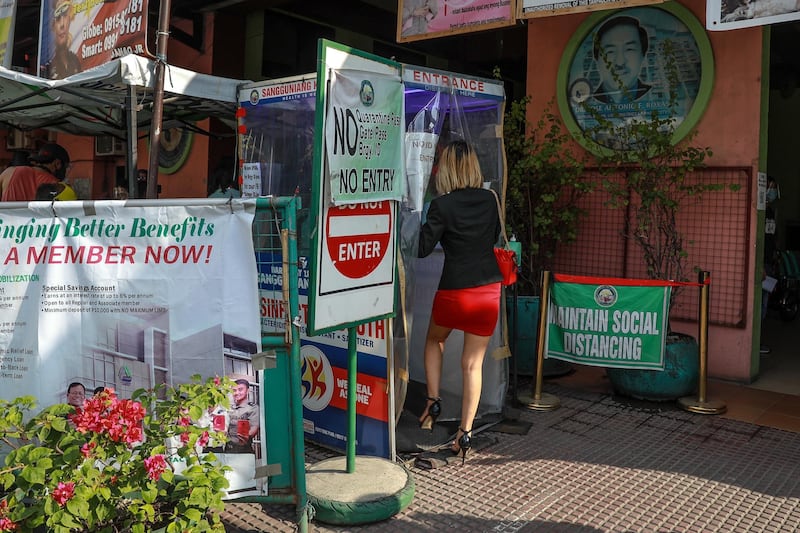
[221,383,800,532]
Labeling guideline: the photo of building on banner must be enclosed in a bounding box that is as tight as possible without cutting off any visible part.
[706,0,800,30]
[0,202,265,498]
[38,0,149,80]
[545,278,671,370]
[397,0,516,43]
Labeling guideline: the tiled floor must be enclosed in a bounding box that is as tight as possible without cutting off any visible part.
[547,361,800,433]
[221,320,800,532]
[223,378,800,533]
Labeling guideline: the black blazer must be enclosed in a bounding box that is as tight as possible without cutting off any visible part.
[418,187,503,290]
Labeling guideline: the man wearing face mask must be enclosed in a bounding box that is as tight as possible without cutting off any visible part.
[0,143,77,201]
[761,176,779,355]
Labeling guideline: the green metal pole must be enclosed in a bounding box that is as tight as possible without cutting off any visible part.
[347,326,357,473]
[284,197,309,531]
[258,197,310,531]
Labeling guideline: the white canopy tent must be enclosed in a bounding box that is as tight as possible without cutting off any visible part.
[0,54,248,136]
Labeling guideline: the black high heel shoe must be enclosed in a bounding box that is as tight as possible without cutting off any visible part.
[418,397,441,431]
[452,428,472,465]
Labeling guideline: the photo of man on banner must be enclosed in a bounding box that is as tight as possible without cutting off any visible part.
[43,0,81,79]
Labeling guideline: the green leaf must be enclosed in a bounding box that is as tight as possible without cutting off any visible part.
[142,486,158,504]
[66,497,89,518]
[51,416,68,432]
[184,507,203,522]
[19,464,46,485]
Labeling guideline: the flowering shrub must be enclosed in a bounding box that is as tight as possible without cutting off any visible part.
[0,375,233,533]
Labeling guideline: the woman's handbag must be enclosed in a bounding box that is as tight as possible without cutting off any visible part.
[491,189,517,286]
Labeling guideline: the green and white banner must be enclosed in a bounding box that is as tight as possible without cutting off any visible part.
[545,279,671,370]
[325,68,404,205]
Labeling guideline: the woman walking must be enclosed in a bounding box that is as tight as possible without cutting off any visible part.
[417,140,502,463]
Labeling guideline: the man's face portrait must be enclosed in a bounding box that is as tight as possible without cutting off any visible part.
[596,22,645,94]
[67,384,85,408]
[233,382,249,405]
[53,1,72,48]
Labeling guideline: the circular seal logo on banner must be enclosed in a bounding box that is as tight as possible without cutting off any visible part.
[249,90,259,105]
[594,285,618,307]
[300,344,334,411]
[360,80,374,106]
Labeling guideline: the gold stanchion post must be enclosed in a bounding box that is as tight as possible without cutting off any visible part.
[678,270,727,414]
[518,271,560,410]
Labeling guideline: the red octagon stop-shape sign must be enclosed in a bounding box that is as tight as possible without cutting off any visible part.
[326,201,391,279]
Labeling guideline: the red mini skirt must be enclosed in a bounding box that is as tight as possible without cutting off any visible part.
[431,282,501,336]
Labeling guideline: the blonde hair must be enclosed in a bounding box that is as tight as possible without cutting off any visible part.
[435,140,483,194]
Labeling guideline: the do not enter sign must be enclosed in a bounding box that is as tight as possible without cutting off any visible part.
[325,201,392,279]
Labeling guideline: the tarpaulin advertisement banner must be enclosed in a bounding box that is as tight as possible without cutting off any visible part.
[325,69,405,205]
[545,277,671,370]
[706,0,800,30]
[0,201,265,498]
[38,0,148,79]
[0,0,16,68]
[517,0,664,19]
[258,251,392,458]
[397,0,516,43]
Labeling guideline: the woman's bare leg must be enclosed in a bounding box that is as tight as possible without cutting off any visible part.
[419,320,452,425]
[454,332,491,448]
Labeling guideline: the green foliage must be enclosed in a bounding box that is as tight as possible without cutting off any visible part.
[582,40,737,297]
[504,97,592,294]
[0,376,233,533]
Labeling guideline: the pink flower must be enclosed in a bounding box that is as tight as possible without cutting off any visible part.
[70,394,146,448]
[180,432,190,444]
[178,417,191,427]
[213,376,221,386]
[198,431,210,448]
[80,442,96,458]
[0,517,17,531]
[51,482,75,506]
[144,454,168,481]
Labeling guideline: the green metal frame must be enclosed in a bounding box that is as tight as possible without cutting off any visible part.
[233,196,309,532]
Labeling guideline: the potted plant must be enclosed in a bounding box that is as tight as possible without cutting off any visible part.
[0,376,233,532]
[581,42,734,400]
[503,97,593,376]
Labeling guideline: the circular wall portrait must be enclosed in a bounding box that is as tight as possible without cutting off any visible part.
[157,128,194,174]
[557,3,714,155]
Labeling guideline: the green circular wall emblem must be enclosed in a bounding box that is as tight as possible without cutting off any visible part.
[556,3,714,155]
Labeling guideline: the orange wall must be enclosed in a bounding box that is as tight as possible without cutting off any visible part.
[139,13,217,199]
[526,0,763,382]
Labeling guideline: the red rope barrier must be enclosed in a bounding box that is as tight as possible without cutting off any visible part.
[552,273,709,288]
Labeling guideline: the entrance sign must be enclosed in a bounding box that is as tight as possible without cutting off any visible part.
[38,0,149,79]
[546,276,670,369]
[309,40,401,335]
